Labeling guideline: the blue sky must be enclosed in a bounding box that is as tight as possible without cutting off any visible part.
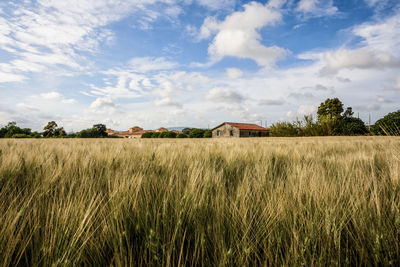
[0,0,399,131]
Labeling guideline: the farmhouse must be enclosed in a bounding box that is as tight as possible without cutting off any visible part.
[212,122,269,138]
[106,126,153,138]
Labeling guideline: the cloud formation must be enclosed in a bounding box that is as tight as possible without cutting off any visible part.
[205,87,245,103]
[199,1,287,68]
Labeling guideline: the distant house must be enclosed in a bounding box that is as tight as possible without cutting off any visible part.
[212,122,269,138]
[106,126,153,138]
[156,127,168,133]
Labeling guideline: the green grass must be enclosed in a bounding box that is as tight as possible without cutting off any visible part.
[0,137,399,266]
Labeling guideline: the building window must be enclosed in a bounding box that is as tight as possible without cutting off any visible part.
[217,130,221,136]
[230,130,233,136]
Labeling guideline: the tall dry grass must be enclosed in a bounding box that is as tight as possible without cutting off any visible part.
[0,137,399,266]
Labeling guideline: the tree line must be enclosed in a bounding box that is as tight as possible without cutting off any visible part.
[141,128,212,138]
[1,98,399,138]
[0,121,112,138]
[270,98,400,136]
[0,121,213,139]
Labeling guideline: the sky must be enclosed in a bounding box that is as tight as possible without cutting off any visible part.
[0,0,399,131]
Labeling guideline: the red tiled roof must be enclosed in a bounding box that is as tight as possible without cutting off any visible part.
[224,122,269,131]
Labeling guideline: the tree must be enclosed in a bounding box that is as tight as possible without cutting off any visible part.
[203,130,212,138]
[317,98,344,122]
[182,128,192,135]
[152,132,161,138]
[371,110,400,135]
[0,125,7,138]
[75,124,107,138]
[270,122,299,137]
[161,131,177,138]
[141,132,154,138]
[342,107,354,119]
[43,121,58,137]
[176,133,187,138]
[188,128,206,138]
[334,117,367,136]
[93,124,107,137]
[3,122,32,138]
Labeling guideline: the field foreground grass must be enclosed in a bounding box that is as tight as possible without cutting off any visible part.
[0,137,399,266]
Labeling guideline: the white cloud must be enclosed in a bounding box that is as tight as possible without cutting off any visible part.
[259,98,285,106]
[198,1,287,68]
[353,14,400,54]
[355,103,381,112]
[296,0,338,18]
[155,97,182,108]
[196,0,236,11]
[396,77,400,89]
[128,57,178,73]
[0,0,185,81]
[62,99,78,104]
[377,96,392,103]
[32,91,78,105]
[17,102,39,112]
[286,103,319,119]
[90,97,116,109]
[320,49,400,75]
[0,71,27,83]
[226,68,243,79]
[40,92,64,100]
[205,87,245,103]
[364,0,380,6]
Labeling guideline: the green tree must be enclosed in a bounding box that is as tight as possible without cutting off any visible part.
[317,98,344,122]
[176,133,187,138]
[189,129,205,138]
[76,124,107,138]
[270,122,299,137]
[203,130,212,138]
[371,110,400,135]
[93,124,107,137]
[162,131,177,138]
[182,128,192,135]
[334,117,367,136]
[3,122,32,138]
[141,132,154,138]
[152,132,161,138]
[43,121,58,137]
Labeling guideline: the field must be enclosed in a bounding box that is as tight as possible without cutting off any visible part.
[0,137,399,266]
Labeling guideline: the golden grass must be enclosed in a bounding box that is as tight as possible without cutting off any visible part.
[0,137,399,266]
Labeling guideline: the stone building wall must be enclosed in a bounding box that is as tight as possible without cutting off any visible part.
[212,124,240,138]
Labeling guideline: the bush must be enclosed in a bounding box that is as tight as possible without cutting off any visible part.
[160,131,177,138]
[141,132,154,138]
[152,132,161,138]
[203,130,212,138]
[270,122,300,137]
[177,133,187,138]
[371,110,400,136]
[334,117,367,136]
[11,134,30,138]
[189,128,206,138]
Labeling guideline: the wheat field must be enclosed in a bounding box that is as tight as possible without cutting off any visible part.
[0,137,399,266]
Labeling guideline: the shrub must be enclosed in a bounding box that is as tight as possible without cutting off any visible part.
[141,132,154,138]
[371,110,400,136]
[152,132,161,138]
[160,131,177,138]
[270,122,299,137]
[334,117,368,136]
[11,133,30,138]
[203,130,212,138]
[177,133,187,138]
[188,128,205,138]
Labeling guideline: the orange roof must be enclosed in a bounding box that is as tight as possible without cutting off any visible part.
[214,122,269,131]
